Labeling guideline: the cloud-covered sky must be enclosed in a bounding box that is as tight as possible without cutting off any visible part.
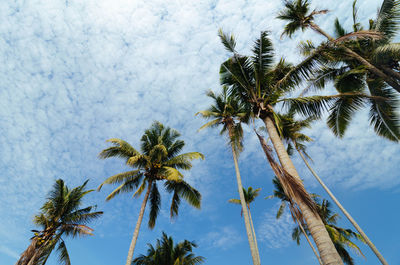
[0,0,399,264]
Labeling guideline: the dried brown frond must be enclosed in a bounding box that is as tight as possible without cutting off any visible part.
[255,131,317,223]
[310,9,329,16]
[334,31,383,43]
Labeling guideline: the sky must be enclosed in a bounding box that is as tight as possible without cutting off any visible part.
[0,0,399,264]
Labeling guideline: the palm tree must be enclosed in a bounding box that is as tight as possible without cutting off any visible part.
[196,87,261,265]
[98,121,203,265]
[218,30,344,265]
[277,0,400,94]
[268,178,365,265]
[275,111,390,265]
[229,187,261,259]
[284,1,400,142]
[16,179,103,265]
[293,199,366,265]
[132,232,204,265]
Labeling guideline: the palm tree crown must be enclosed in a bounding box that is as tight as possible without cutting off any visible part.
[229,187,261,211]
[196,86,250,153]
[132,232,205,265]
[17,179,103,265]
[98,121,203,228]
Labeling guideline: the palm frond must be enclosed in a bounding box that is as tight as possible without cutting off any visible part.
[327,96,365,137]
[56,241,71,265]
[99,138,139,160]
[148,183,161,229]
[367,79,400,141]
[218,29,236,53]
[375,0,400,40]
[252,31,274,83]
[97,170,141,191]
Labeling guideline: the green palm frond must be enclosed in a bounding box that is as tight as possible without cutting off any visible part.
[327,96,365,137]
[99,138,139,160]
[276,202,287,219]
[218,29,236,53]
[334,18,348,37]
[252,31,274,83]
[148,183,161,229]
[374,0,400,40]
[56,241,71,265]
[161,167,184,181]
[228,199,241,205]
[372,42,400,63]
[106,176,143,201]
[97,170,141,191]
[164,152,205,170]
[133,179,147,198]
[367,79,400,141]
[164,180,201,209]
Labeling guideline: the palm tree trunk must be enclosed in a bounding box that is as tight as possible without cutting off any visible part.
[263,116,343,265]
[296,147,389,265]
[229,125,261,265]
[125,180,153,265]
[248,207,260,262]
[295,213,324,265]
[309,22,400,93]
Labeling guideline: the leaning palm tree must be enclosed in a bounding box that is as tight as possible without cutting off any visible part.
[268,178,365,265]
[293,199,366,265]
[16,179,103,265]
[132,232,205,265]
[275,110,391,265]
[98,122,203,265]
[196,87,261,265]
[277,0,400,94]
[219,30,345,264]
[229,186,261,259]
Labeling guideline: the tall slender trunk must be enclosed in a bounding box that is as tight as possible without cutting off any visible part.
[125,180,153,265]
[229,125,261,265]
[309,22,400,93]
[296,147,389,265]
[294,212,324,265]
[263,116,343,265]
[248,207,260,261]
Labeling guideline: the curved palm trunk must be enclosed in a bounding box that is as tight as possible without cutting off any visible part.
[263,116,343,265]
[125,180,153,265]
[296,147,389,265]
[229,125,261,265]
[248,207,260,261]
[309,22,400,93]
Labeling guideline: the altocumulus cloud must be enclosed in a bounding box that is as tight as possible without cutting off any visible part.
[0,0,398,261]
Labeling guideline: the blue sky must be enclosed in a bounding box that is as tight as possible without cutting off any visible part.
[0,0,399,264]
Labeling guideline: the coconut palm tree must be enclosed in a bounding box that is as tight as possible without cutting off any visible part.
[229,187,261,258]
[196,87,261,265]
[98,121,203,265]
[218,29,345,265]
[293,199,366,265]
[132,232,205,265]
[268,177,365,265]
[275,110,390,265]
[283,1,400,142]
[277,0,400,94]
[16,179,103,265]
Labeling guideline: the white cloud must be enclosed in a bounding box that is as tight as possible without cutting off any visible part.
[258,203,295,249]
[0,0,397,261]
[202,226,242,250]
